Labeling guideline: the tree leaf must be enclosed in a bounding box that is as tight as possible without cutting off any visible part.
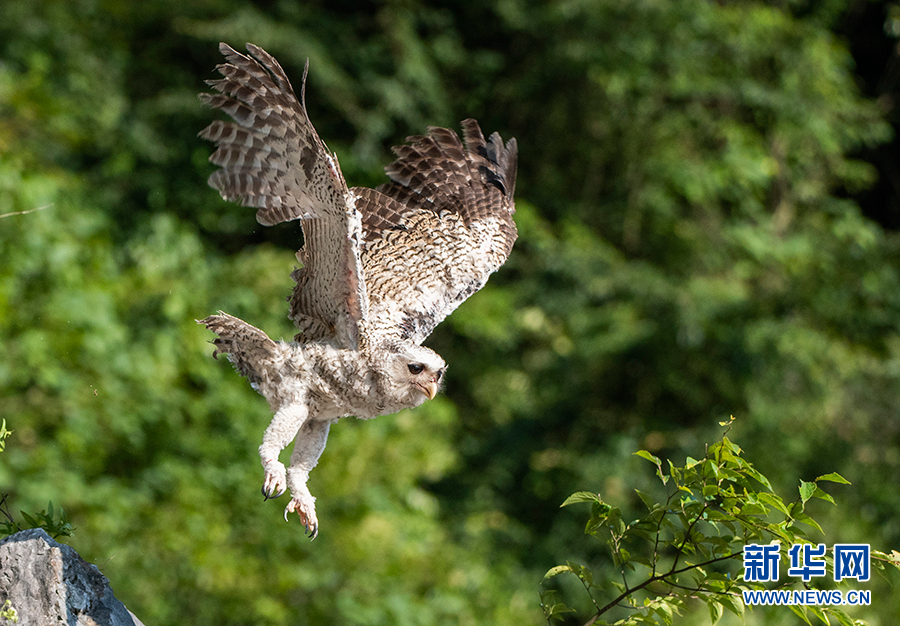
[809,606,830,625]
[634,489,656,511]
[815,473,851,485]
[799,480,816,504]
[566,561,594,585]
[561,491,601,507]
[757,492,789,515]
[811,486,835,505]
[719,593,744,618]
[634,450,661,465]
[789,604,813,625]
[743,466,773,491]
[793,512,824,535]
[542,565,573,581]
[707,597,724,625]
[828,607,855,626]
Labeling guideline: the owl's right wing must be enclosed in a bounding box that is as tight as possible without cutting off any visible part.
[199,43,367,348]
[354,120,518,346]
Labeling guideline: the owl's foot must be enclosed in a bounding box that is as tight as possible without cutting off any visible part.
[261,460,287,499]
[284,493,318,539]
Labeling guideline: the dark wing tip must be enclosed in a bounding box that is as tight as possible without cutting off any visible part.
[461,119,517,203]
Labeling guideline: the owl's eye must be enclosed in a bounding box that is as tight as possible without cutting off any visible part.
[407,363,425,375]
[435,369,443,381]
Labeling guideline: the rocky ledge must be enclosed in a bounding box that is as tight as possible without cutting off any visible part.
[0,528,143,626]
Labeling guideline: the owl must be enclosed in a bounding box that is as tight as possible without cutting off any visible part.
[198,43,517,538]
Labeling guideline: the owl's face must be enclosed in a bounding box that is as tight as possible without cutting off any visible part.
[386,343,446,406]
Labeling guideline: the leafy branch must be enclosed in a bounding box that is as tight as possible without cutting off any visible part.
[541,418,898,626]
[0,420,74,540]
[0,499,74,540]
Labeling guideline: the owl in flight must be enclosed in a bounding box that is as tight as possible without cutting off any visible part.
[198,43,517,539]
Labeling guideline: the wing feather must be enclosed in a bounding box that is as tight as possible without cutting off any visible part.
[355,120,518,345]
[200,43,366,348]
[200,44,517,349]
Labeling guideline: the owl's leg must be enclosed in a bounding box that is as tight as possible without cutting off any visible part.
[284,418,333,539]
[259,402,308,500]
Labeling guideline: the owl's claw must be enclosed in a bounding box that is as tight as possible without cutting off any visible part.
[261,460,287,499]
[284,496,318,540]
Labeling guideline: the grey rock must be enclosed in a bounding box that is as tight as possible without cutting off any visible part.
[0,528,144,626]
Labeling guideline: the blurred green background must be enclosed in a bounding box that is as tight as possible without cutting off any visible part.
[1,0,899,624]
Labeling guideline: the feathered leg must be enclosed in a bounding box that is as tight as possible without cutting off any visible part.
[284,418,332,539]
[259,402,309,501]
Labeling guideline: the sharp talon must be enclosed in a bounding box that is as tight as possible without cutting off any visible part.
[262,461,287,500]
[283,496,317,537]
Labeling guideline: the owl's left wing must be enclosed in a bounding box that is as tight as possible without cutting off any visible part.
[357,120,518,345]
[199,43,367,348]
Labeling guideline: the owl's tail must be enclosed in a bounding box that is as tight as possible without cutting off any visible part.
[197,312,280,388]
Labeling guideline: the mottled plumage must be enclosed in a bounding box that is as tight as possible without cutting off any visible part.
[198,43,517,538]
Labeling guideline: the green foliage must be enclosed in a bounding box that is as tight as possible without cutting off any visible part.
[0,426,74,539]
[0,498,74,540]
[16,503,73,539]
[0,0,898,624]
[542,421,899,625]
[0,599,18,624]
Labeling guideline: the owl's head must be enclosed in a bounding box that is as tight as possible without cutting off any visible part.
[385,343,446,406]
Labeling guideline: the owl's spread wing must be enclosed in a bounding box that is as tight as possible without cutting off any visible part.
[356,120,518,345]
[199,43,367,347]
[201,44,517,349]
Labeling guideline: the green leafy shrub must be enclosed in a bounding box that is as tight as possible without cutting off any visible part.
[0,422,73,540]
[542,420,900,625]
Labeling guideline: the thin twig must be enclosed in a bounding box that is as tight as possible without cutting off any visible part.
[671,500,711,572]
[661,579,740,597]
[582,551,743,626]
[0,203,53,219]
[651,487,680,577]
[0,493,20,530]
[576,569,601,613]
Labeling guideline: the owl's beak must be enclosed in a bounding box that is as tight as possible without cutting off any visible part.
[415,380,439,400]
